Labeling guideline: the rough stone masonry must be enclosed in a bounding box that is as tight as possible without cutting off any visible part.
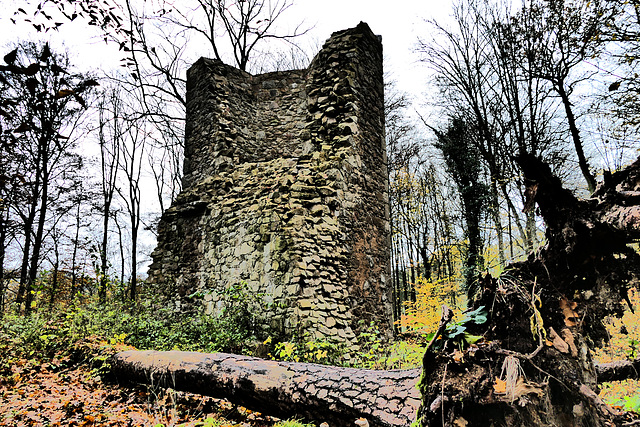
[148,22,393,344]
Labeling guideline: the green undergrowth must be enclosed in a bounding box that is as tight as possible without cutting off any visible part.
[599,380,640,414]
[593,288,640,414]
[153,416,314,427]
[271,321,424,369]
[0,285,425,371]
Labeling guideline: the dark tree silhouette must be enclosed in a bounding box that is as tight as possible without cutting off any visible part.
[0,42,96,313]
[433,117,488,294]
[416,154,640,426]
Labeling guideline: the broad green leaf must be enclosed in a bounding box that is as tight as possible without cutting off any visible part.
[463,333,483,345]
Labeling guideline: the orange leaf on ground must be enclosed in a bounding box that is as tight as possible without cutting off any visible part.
[493,377,507,394]
[560,296,580,327]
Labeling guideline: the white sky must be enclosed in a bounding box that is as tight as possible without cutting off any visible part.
[0,0,456,99]
[287,0,452,94]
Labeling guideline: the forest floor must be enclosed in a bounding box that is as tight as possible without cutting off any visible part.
[0,337,281,427]
[1,287,639,426]
[2,337,638,427]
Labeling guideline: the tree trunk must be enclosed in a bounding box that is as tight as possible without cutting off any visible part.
[487,176,506,269]
[16,177,39,307]
[98,204,110,303]
[0,207,7,314]
[71,201,81,298]
[556,82,597,193]
[129,220,138,301]
[110,350,421,427]
[115,215,126,291]
[416,154,640,426]
[49,241,60,308]
[25,156,49,315]
[596,358,640,383]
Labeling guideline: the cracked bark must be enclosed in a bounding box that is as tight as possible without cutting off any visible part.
[110,350,421,427]
[109,349,636,426]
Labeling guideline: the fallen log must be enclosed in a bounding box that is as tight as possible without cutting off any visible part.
[110,350,421,427]
[596,358,640,383]
[109,349,640,427]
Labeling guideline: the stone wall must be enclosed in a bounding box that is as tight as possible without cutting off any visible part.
[148,22,392,343]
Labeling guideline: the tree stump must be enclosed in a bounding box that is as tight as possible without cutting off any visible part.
[416,155,640,426]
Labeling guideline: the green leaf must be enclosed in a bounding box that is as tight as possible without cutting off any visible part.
[473,311,488,325]
[459,306,488,325]
[624,395,640,413]
[446,324,466,338]
[424,332,436,342]
[463,333,483,345]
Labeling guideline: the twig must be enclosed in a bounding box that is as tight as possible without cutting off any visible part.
[423,305,454,362]
[441,363,448,427]
[526,358,572,393]
[495,343,545,360]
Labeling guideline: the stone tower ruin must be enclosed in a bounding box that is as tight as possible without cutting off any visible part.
[148,22,392,343]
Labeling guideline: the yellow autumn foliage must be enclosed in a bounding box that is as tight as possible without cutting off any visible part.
[397,275,463,334]
[593,287,640,410]
[594,287,640,364]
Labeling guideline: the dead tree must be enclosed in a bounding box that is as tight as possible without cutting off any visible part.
[416,154,640,426]
[110,350,420,427]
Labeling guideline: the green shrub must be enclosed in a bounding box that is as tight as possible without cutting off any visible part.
[0,311,74,359]
[623,394,640,413]
[0,280,279,363]
[273,333,345,365]
[348,321,424,369]
[270,321,424,369]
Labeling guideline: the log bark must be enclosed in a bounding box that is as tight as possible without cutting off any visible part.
[415,155,640,427]
[109,348,639,427]
[110,350,421,427]
[596,358,640,383]
[109,349,639,425]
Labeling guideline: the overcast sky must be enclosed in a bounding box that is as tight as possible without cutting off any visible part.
[0,0,456,100]
[287,0,453,93]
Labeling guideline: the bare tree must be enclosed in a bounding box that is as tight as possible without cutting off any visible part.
[417,0,587,269]
[114,101,145,301]
[418,0,511,268]
[508,0,617,192]
[95,88,123,303]
[147,136,181,216]
[157,0,310,72]
[0,42,97,313]
[69,186,91,298]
